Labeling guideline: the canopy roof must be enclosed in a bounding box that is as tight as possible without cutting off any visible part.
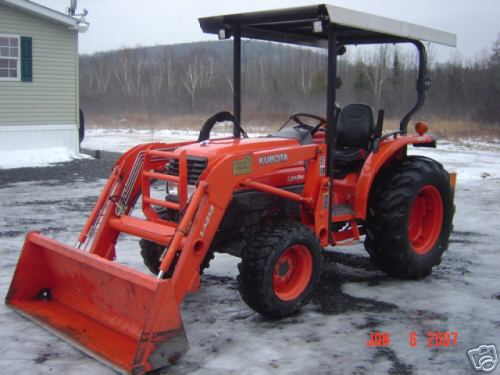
[199,4,456,48]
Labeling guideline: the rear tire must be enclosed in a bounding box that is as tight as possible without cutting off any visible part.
[364,156,454,279]
[237,223,322,318]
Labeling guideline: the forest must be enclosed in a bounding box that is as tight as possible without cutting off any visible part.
[79,36,500,134]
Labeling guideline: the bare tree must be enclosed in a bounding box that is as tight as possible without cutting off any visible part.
[181,53,216,110]
[83,54,112,97]
[298,50,314,93]
[149,61,165,98]
[113,50,136,95]
[79,39,500,126]
[362,45,391,108]
[164,53,175,91]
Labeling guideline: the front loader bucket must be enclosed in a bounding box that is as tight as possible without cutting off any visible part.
[6,232,188,374]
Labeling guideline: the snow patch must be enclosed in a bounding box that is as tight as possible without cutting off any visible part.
[82,128,500,182]
[0,147,92,170]
[82,128,266,153]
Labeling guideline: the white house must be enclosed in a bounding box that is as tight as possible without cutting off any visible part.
[0,0,87,153]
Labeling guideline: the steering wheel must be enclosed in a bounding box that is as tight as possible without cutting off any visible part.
[290,113,326,135]
[198,111,248,142]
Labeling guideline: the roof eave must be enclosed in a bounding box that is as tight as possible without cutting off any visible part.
[1,0,81,30]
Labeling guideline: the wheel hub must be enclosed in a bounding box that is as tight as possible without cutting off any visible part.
[277,259,292,278]
[408,185,444,254]
[272,245,313,301]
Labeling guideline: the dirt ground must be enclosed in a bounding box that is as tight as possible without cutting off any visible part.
[1,139,499,374]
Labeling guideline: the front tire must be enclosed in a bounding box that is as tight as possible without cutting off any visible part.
[139,239,213,275]
[139,207,213,275]
[364,156,454,279]
[237,223,322,318]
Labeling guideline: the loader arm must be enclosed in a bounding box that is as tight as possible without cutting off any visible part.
[6,140,328,374]
[77,140,195,257]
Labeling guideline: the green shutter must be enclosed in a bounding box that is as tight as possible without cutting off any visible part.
[20,36,32,82]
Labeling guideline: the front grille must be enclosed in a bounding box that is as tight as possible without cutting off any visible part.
[166,156,208,185]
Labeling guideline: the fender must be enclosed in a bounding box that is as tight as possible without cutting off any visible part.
[354,134,435,219]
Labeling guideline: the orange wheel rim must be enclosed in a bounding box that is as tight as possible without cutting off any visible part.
[408,185,443,254]
[272,245,313,301]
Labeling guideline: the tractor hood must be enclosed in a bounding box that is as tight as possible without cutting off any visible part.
[164,136,305,188]
[175,136,298,160]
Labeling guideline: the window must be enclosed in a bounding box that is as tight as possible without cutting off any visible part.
[0,35,20,80]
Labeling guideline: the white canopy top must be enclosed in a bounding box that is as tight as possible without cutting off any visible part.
[199,4,457,48]
[324,4,456,47]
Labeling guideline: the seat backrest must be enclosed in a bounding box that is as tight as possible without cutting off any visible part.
[336,104,374,149]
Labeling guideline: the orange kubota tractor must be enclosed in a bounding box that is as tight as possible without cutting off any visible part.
[6,4,457,375]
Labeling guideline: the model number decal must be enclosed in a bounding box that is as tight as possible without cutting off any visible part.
[287,174,304,183]
[258,153,288,165]
[320,155,326,176]
[200,204,215,237]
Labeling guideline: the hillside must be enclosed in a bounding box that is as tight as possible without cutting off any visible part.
[79,39,500,136]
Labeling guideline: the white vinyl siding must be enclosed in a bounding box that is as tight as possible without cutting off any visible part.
[0,3,79,126]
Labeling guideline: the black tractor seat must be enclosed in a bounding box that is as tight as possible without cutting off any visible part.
[332,103,376,176]
[333,147,368,163]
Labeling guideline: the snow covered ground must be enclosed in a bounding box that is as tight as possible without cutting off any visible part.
[81,128,264,153]
[0,147,91,170]
[1,130,499,374]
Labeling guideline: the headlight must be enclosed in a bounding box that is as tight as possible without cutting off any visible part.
[166,182,197,199]
[166,182,178,196]
[187,184,197,197]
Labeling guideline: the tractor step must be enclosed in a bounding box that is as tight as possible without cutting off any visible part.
[109,216,175,246]
[332,204,356,222]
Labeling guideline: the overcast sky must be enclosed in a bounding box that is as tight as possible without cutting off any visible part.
[37,0,500,61]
